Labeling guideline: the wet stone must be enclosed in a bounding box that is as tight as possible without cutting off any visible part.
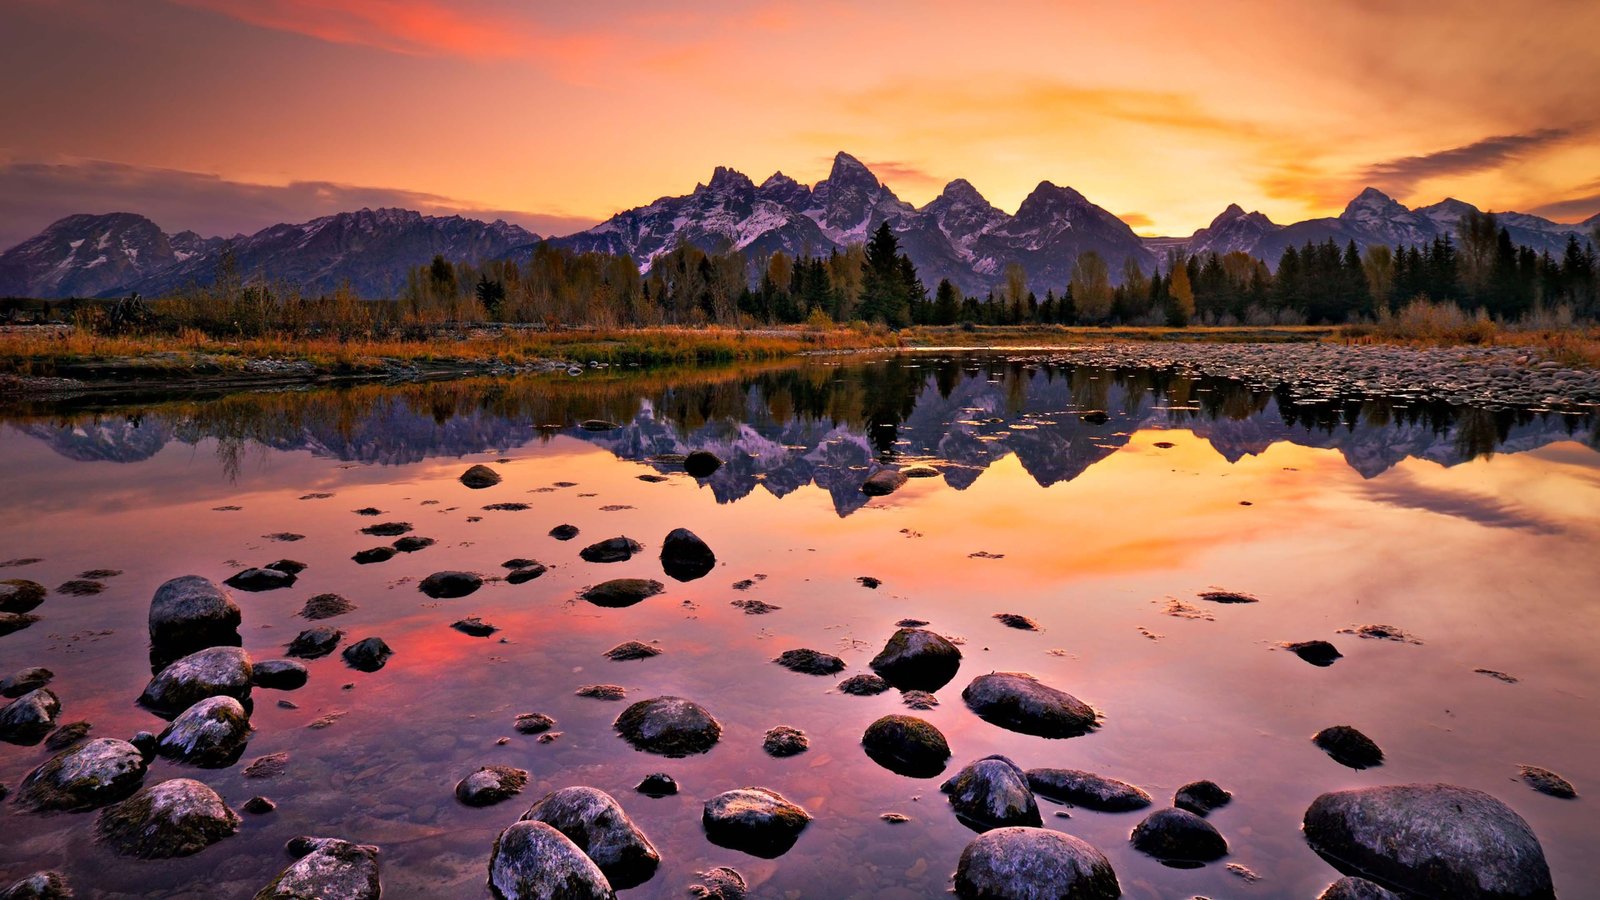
[837,673,891,696]
[456,765,529,807]
[702,787,811,858]
[257,836,382,900]
[1198,589,1259,604]
[342,637,393,672]
[0,579,47,613]
[521,786,661,888]
[0,871,72,900]
[225,567,295,592]
[660,528,716,581]
[1314,725,1385,769]
[287,626,343,659]
[577,684,626,701]
[0,688,59,744]
[954,827,1121,900]
[961,672,1097,738]
[1518,765,1577,799]
[1286,639,1343,666]
[139,647,253,716]
[419,571,483,599]
[762,725,809,757]
[156,696,252,767]
[243,751,289,779]
[96,778,241,859]
[360,522,412,537]
[17,738,148,811]
[352,547,395,565]
[683,450,724,478]
[488,820,614,900]
[0,612,40,636]
[514,713,556,735]
[44,720,91,751]
[614,696,721,756]
[148,575,240,655]
[774,648,845,676]
[451,616,498,638]
[299,593,355,620]
[605,641,660,661]
[1130,807,1229,862]
[1,666,53,698]
[1026,768,1153,812]
[869,627,962,690]
[860,468,907,496]
[1174,780,1232,816]
[901,690,938,710]
[687,866,746,900]
[941,755,1042,831]
[861,714,950,779]
[729,598,778,615]
[392,536,435,552]
[636,773,677,797]
[506,564,548,584]
[1318,877,1401,900]
[582,579,664,608]
[460,464,503,488]
[856,576,881,589]
[580,536,644,563]
[993,613,1040,630]
[243,796,276,814]
[549,524,580,541]
[55,579,105,596]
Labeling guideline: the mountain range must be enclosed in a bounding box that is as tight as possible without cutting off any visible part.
[3,151,1596,299]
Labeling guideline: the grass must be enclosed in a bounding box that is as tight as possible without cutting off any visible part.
[1338,299,1600,369]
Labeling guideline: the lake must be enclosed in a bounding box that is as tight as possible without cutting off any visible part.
[1,352,1596,897]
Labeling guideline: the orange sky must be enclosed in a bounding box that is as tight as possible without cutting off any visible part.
[2,0,1598,245]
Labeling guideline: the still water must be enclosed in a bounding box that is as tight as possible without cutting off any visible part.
[1,353,1597,897]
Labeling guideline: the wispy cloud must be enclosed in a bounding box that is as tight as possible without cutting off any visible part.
[857,160,942,189]
[1362,473,1562,535]
[1120,212,1156,229]
[1359,128,1578,195]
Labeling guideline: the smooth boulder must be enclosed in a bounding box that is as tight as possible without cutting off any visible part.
[1173,780,1232,816]
[861,468,908,496]
[869,627,962,691]
[456,766,530,807]
[660,528,716,581]
[286,626,343,659]
[0,688,59,745]
[954,827,1121,899]
[1318,877,1401,900]
[419,571,482,599]
[461,464,503,488]
[489,820,615,900]
[1026,768,1152,812]
[0,871,72,900]
[1314,725,1384,769]
[1129,807,1228,862]
[861,715,950,778]
[252,659,309,690]
[17,737,148,811]
[583,579,664,608]
[96,778,240,858]
[148,576,240,655]
[683,451,723,478]
[138,647,252,716]
[522,787,660,888]
[0,579,47,613]
[580,537,644,564]
[255,836,381,900]
[941,755,1042,831]
[157,696,252,767]
[962,672,1097,738]
[342,637,393,672]
[702,787,811,858]
[1,666,53,698]
[614,696,721,756]
[1303,784,1553,899]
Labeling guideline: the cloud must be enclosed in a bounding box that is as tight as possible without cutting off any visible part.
[1526,181,1600,224]
[1362,474,1561,535]
[857,160,942,189]
[0,158,598,251]
[1119,212,1155,229]
[1359,128,1577,195]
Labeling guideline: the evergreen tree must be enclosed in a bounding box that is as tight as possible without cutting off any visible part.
[857,222,912,327]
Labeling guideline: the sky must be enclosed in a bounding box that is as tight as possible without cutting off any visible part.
[1,0,1598,250]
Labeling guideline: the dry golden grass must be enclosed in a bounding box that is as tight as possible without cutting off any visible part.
[1340,300,1600,369]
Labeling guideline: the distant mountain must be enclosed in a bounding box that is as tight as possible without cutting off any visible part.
[1,208,536,299]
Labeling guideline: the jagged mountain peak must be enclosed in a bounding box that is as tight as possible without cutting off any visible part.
[1342,187,1408,218]
[704,165,755,194]
[937,178,989,206]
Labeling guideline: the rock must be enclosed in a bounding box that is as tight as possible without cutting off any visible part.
[286,626,343,659]
[1286,639,1343,666]
[515,713,556,735]
[604,641,660,661]
[342,637,393,672]
[393,536,435,552]
[251,659,308,690]
[360,522,412,537]
[0,579,47,613]
[1318,877,1401,900]
[941,755,1042,831]
[729,598,779,614]
[256,836,382,900]
[578,684,626,701]
[962,672,1097,738]
[1173,780,1232,816]
[861,715,950,778]
[44,720,91,751]
[1198,590,1258,604]
[993,613,1040,630]
[614,696,721,756]
[702,787,811,858]
[856,575,881,589]
[225,567,296,592]
[130,731,157,757]
[17,738,148,811]
[861,468,908,496]
[1080,410,1110,424]
[683,450,724,478]
[507,565,548,584]
[55,579,104,596]
[762,726,808,757]
[157,696,252,767]
[1314,725,1384,769]
[139,647,252,716]
[0,688,59,744]
[0,871,72,900]
[1519,765,1577,798]
[869,627,962,690]
[419,571,483,599]
[148,576,241,655]
[96,778,240,859]
[579,419,620,430]
[489,820,615,899]
[901,690,939,710]
[299,593,355,620]
[461,464,503,488]
[774,648,845,675]
[636,774,677,797]
[660,528,716,581]
[1129,807,1228,862]
[522,786,660,888]
[580,537,644,563]
[0,612,39,636]
[243,796,276,814]
[2,666,53,698]
[352,547,396,565]
[838,673,891,695]
[582,579,664,608]
[1026,768,1153,812]
[456,765,530,807]
[243,751,289,778]
[452,616,499,638]
[549,524,580,541]
[901,464,940,478]
[1303,784,1553,899]
[954,827,1121,900]
[687,866,746,899]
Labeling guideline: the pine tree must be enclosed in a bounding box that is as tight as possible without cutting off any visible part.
[857,223,912,327]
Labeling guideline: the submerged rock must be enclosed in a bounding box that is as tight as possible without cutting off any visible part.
[762,726,809,757]
[954,827,1121,900]
[1,666,53,698]
[0,871,72,900]
[506,565,548,584]
[660,528,716,581]
[419,571,483,599]
[96,778,240,859]
[256,836,381,900]
[0,612,39,636]
[0,579,47,613]
[869,627,962,690]
[861,715,950,778]
[577,684,626,701]
[549,524,580,541]
[992,613,1040,631]
[360,522,412,537]
[252,659,308,690]
[299,593,355,620]
[393,536,435,552]
[860,468,908,496]
[774,648,845,676]
[1318,877,1401,900]
[139,647,252,716]
[962,672,1097,738]
[456,765,530,807]
[225,567,296,592]
[582,579,664,608]
[636,774,677,797]
[1314,725,1384,769]
[342,637,393,672]
[286,626,343,659]
[604,641,660,661]
[686,866,746,900]
[1026,768,1153,812]
[461,464,503,488]
[514,713,556,735]
[941,755,1041,831]
[1519,765,1577,799]
[1303,784,1553,899]
[243,796,276,815]
[837,673,891,696]
[522,786,660,888]
[1286,639,1343,666]
[148,576,241,655]
[901,464,940,478]
[489,820,615,900]
[1129,807,1228,862]
[44,720,91,751]
[0,688,59,745]
[1174,780,1232,816]
[683,450,723,478]
[352,547,396,565]
[17,738,148,811]
[581,537,644,564]
[157,696,252,767]
[614,696,721,756]
[702,787,811,858]
[452,616,499,638]
[1198,590,1258,604]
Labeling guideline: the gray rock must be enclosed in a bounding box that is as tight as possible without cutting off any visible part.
[687,866,746,899]
[506,564,548,584]
[456,765,530,807]
[139,647,252,716]
[962,672,1097,738]
[941,755,1042,831]
[342,637,393,672]
[148,576,240,655]
[287,626,343,659]
[1025,768,1153,812]
[636,774,677,796]
[1286,639,1342,666]
[17,737,148,811]
[660,528,716,581]
[614,696,721,756]
[0,579,47,613]
[256,836,381,900]
[225,567,296,592]
[1317,877,1401,900]
[0,688,59,745]
[1129,807,1228,862]
[489,820,616,899]
[252,659,308,690]
[96,778,240,858]
[773,648,845,675]
[0,871,71,900]
[1303,784,1553,899]
[762,726,808,757]
[580,537,644,564]
[1314,725,1384,769]
[869,627,962,691]
[582,579,664,608]
[514,713,556,735]
[861,714,950,778]
[1519,765,1577,799]
[683,451,723,478]
[954,826,1121,899]
[452,616,499,638]
[604,641,660,661]
[1,666,53,698]
[522,786,660,888]
[838,673,891,695]
[157,696,251,767]
[1174,780,1232,816]
[861,468,907,496]
[299,593,355,620]
[44,721,91,751]
[461,464,503,488]
[702,787,811,858]
[419,571,482,599]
